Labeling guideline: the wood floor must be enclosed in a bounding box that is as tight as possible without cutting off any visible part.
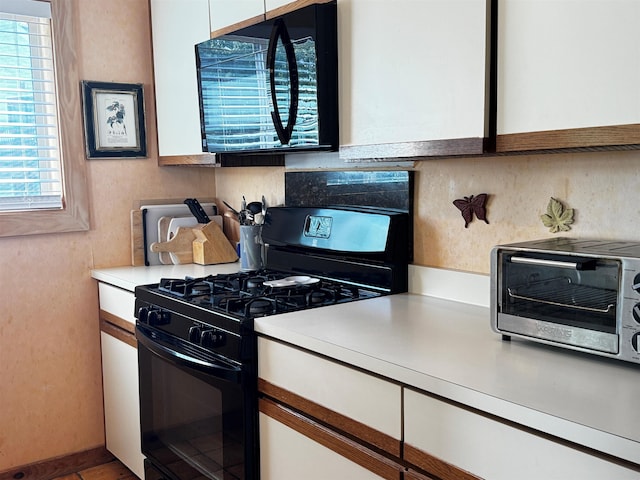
[51,459,136,480]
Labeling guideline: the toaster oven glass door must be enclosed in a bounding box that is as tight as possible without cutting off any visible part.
[498,253,620,350]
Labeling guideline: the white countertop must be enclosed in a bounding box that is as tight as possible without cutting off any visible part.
[91,262,241,291]
[91,264,640,465]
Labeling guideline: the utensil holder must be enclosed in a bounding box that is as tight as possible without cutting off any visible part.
[239,225,263,271]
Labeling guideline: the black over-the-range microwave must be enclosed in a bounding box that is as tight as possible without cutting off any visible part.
[195,1,338,155]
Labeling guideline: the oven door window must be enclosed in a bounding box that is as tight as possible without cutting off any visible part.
[500,254,619,333]
[138,331,251,480]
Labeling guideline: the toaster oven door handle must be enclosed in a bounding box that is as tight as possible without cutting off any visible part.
[510,256,596,270]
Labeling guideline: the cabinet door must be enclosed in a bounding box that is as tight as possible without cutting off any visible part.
[260,409,398,480]
[258,337,401,442]
[209,0,264,33]
[150,0,210,157]
[338,0,489,159]
[100,332,144,479]
[404,389,640,480]
[497,0,640,152]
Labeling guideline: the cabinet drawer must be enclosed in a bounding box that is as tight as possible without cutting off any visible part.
[98,283,135,324]
[260,401,402,480]
[404,389,640,480]
[258,337,401,441]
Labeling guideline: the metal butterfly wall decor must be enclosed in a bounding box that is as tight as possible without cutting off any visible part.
[453,193,489,228]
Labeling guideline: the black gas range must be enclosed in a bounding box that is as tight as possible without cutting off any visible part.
[134,206,409,480]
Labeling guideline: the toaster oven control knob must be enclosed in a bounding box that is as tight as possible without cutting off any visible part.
[188,325,202,343]
[633,304,640,323]
[633,274,640,293]
[201,329,226,348]
[632,333,640,353]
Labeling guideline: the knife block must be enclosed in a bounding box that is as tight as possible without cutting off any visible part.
[149,222,238,265]
[192,221,238,265]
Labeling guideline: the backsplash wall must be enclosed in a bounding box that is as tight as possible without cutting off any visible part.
[216,148,640,275]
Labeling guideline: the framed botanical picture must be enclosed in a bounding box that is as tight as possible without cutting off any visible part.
[81,81,147,158]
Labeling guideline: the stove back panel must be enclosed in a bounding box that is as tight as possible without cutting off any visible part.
[284,170,414,261]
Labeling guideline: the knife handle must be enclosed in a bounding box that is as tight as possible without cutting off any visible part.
[184,198,211,223]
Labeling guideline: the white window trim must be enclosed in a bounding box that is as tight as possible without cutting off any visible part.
[0,0,89,237]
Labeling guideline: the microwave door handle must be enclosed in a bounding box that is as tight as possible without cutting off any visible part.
[510,256,585,270]
[267,18,299,145]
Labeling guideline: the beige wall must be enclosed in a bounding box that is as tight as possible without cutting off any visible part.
[0,0,217,471]
[413,149,640,273]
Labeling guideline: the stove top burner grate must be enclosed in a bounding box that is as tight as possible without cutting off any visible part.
[151,270,381,320]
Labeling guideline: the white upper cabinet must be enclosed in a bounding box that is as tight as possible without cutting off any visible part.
[497,0,640,152]
[209,0,264,33]
[338,0,490,159]
[150,0,211,157]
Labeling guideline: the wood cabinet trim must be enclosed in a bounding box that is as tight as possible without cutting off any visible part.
[258,378,401,457]
[99,310,135,335]
[158,153,285,167]
[265,0,334,20]
[158,154,219,166]
[496,124,640,153]
[339,137,486,161]
[100,312,137,348]
[404,469,437,480]
[211,13,266,38]
[260,397,403,480]
[404,443,483,480]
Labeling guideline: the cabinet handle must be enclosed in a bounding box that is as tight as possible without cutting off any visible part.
[260,397,403,480]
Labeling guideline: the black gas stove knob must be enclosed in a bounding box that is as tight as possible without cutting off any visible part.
[188,325,202,343]
[147,309,171,326]
[137,307,150,324]
[200,329,226,348]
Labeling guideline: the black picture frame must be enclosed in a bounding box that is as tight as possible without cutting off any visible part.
[81,81,147,159]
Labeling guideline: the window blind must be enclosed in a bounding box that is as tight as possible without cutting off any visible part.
[0,1,63,212]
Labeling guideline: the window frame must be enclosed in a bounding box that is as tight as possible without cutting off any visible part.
[0,0,89,237]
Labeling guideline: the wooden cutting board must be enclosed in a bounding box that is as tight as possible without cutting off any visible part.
[130,210,145,266]
[141,203,217,265]
[149,227,195,264]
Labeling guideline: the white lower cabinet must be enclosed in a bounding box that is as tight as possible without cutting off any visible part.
[98,282,143,478]
[259,412,389,480]
[404,388,639,480]
[258,337,404,480]
[100,331,144,478]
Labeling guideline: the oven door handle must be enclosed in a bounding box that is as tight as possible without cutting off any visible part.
[136,324,242,383]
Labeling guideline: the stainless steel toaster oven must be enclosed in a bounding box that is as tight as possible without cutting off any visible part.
[491,237,640,364]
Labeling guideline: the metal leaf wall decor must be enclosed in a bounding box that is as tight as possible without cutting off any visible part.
[541,197,574,233]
